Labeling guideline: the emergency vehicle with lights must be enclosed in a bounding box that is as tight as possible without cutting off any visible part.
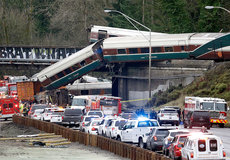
[181,133,226,160]
[118,118,159,148]
[0,96,20,120]
[184,96,228,128]
[71,95,122,116]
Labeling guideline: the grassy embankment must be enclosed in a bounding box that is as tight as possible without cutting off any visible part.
[153,62,230,127]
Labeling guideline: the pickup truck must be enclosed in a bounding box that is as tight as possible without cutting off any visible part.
[117,118,159,148]
[62,108,84,127]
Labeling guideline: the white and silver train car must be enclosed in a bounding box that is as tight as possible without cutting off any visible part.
[101,32,230,62]
[35,40,104,90]
[89,25,167,43]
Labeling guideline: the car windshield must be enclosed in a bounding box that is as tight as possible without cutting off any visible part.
[35,109,44,113]
[162,109,177,113]
[179,136,187,143]
[88,112,102,117]
[71,98,86,106]
[201,102,214,110]
[64,109,82,115]
[92,121,101,126]
[85,117,99,121]
[138,120,159,127]
[31,105,48,112]
[156,129,169,136]
[52,111,64,115]
[215,103,227,111]
[170,132,189,137]
[115,120,127,127]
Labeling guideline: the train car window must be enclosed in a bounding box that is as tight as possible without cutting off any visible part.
[140,48,149,53]
[129,48,138,54]
[72,64,79,70]
[50,76,57,81]
[165,47,173,52]
[9,103,13,108]
[181,46,185,51]
[57,72,65,78]
[109,35,118,37]
[64,68,72,74]
[98,30,107,40]
[152,47,162,53]
[118,49,126,54]
[80,60,86,66]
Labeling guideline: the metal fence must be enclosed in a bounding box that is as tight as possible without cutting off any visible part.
[12,115,171,160]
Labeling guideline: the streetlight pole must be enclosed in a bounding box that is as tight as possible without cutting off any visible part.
[104,10,152,99]
[205,6,230,14]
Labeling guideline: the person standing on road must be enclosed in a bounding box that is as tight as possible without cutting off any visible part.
[150,108,157,119]
[19,101,24,116]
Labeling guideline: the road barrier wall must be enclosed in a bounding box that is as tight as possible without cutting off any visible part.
[13,115,171,160]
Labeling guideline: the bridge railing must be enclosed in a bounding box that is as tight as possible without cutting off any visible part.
[12,115,171,160]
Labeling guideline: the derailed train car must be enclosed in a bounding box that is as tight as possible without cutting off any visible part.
[35,40,104,90]
[34,26,230,90]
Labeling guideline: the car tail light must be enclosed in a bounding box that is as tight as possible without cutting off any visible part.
[161,114,164,117]
[34,115,37,117]
[153,136,157,141]
[82,122,85,127]
[190,116,193,122]
[223,151,226,157]
[62,116,64,120]
[190,152,194,158]
[92,127,96,131]
[112,127,115,131]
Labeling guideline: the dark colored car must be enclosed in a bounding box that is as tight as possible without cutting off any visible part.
[28,104,49,118]
[168,134,190,160]
[183,111,211,129]
[146,127,173,151]
[62,108,84,127]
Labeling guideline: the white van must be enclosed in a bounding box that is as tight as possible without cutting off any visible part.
[181,133,226,160]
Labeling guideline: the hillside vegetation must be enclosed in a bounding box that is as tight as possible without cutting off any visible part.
[1,0,230,47]
[154,62,230,108]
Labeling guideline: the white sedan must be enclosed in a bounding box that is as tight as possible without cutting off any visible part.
[31,109,44,120]
[84,119,102,135]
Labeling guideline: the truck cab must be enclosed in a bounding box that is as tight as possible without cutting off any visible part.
[119,118,159,148]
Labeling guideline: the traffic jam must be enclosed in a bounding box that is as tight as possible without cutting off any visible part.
[0,75,228,160]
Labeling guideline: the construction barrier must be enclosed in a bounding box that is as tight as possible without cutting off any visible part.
[12,115,171,160]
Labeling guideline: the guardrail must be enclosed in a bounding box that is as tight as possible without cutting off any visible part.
[12,115,171,160]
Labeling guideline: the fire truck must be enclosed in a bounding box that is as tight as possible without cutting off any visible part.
[0,96,20,120]
[184,96,228,128]
[71,95,122,116]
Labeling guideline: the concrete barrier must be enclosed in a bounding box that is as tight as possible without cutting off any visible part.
[12,115,171,160]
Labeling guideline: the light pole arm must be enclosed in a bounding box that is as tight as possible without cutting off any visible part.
[205,6,230,14]
[216,6,230,14]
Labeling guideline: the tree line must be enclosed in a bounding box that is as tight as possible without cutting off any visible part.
[0,0,229,47]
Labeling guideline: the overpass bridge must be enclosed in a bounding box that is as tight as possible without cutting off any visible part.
[0,46,81,76]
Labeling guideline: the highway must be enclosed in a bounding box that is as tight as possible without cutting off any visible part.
[211,127,230,160]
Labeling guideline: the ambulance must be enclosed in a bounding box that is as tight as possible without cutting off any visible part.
[0,96,20,120]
